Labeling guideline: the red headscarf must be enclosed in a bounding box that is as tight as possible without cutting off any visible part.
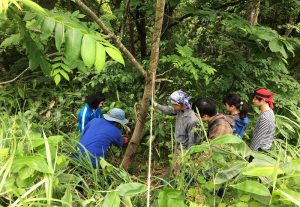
[254,88,276,109]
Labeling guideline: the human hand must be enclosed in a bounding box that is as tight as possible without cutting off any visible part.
[123,137,129,144]
[146,98,158,107]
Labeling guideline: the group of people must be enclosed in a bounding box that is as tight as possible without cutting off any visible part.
[76,88,276,168]
[156,88,275,152]
[77,92,129,167]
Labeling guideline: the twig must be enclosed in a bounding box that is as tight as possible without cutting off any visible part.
[0,67,29,85]
[155,78,173,83]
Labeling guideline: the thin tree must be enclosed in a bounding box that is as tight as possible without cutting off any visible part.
[76,0,165,169]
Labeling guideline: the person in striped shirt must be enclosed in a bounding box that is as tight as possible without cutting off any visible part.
[78,92,106,133]
[250,88,276,151]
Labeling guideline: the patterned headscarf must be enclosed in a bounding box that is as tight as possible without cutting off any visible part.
[169,90,192,109]
[254,88,276,109]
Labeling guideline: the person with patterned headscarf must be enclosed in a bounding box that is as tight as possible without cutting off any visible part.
[154,90,201,149]
[154,90,201,176]
[250,88,276,151]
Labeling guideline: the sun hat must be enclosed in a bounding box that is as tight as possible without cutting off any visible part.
[103,108,129,124]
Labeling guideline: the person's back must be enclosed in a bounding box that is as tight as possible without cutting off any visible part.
[78,118,123,167]
[232,115,249,137]
[78,104,102,132]
[193,98,234,140]
[208,113,234,139]
[78,92,105,133]
[223,94,249,138]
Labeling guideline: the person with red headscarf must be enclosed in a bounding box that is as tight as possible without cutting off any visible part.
[250,88,276,151]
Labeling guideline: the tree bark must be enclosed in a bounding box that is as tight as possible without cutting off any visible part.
[284,19,295,37]
[121,0,165,170]
[247,0,260,25]
[135,4,147,59]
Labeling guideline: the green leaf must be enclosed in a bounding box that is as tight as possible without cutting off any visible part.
[183,145,209,162]
[210,134,243,145]
[215,161,247,184]
[281,39,294,55]
[102,191,120,207]
[105,47,124,65]
[21,0,46,14]
[231,142,252,157]
[254,28,277,41]
[48,135,64,145]
[54,74,61,85]
[40,58,52,75]
[231,180,271,197]
[117,183,147,196]
[274,188,300,206]
[95,42,106,72]
[55,23,65,51]
[58,173,81,184]
[81,34,96,68]
[121,196,132,207]
[41,17,56,37]
[242,166,284,177]
[0,148,9,158]
[18,167,35,180]
[59,70,70,81]
[158,188,185,207]
[0,34,21,48]
[251,153,277,166]
[25,34,41,70]
[269,39,287,59]
[62,185,72,207]
[65,28,83,60]
[12,155,52,174]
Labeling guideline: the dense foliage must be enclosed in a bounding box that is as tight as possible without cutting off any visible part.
[1,0,300,206]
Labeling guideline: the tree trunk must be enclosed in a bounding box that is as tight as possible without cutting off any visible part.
[121,0,165,170]
[135,5,147,59]
[284,19,294,37]
[129,17,136,56]
[247,0,260,25]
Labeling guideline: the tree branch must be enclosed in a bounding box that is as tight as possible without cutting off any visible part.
[76,0,147,78]
[155,78,173,83]
[0,67,29,85]
[214,0,245,10]
[161,13,192,38]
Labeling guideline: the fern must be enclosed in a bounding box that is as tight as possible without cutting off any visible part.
[161,45,216,82]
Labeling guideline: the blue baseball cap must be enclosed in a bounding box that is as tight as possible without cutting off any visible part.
[103,108,128,124]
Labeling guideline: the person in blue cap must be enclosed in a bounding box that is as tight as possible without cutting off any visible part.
[77,108,129,168]
[78,92,106,133]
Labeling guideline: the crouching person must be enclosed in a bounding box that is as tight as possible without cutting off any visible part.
[192,98,234,139]
[77,108,129,168]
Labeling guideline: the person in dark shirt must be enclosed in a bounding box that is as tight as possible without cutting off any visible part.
[78,108,129,168]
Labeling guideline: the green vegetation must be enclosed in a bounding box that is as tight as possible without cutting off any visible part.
[1,0,300,206]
